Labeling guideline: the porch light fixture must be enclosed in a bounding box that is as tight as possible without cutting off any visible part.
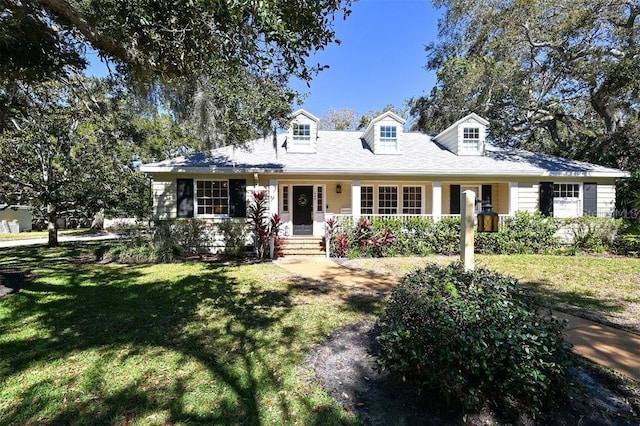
[477,201,499,233]
[336,183,342,194]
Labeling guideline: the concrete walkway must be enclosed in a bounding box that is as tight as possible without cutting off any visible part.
[276,257,640,382]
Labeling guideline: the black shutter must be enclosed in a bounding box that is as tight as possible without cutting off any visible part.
[229,179,247,218]
[481,184,492,204]
[176,179,194,218]
[539,182,554,217]
[450,184,461,214]
[583,183,597,216]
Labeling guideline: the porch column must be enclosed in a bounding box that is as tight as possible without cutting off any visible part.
[432,181,442,222]
[351,180,361,220]
[268,179,278,216]
[509,182,518,215]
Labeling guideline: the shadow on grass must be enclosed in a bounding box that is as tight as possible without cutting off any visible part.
[0,243,362,425]
[522,279,628,326]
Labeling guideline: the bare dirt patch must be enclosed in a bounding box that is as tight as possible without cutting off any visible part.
[307,321,640,425]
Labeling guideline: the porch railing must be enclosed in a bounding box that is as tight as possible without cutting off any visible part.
[325,213,511,227]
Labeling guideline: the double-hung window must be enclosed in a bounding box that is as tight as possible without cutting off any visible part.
[553,183,581,218]
[196,180,229,216]
[361,186,374,215]
[402,186,422,214]
[378,186,398,214]
[292,123,311,144]
[379,126,397,151]
[462,127,480,151]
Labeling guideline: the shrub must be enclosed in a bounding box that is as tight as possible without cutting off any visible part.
[171,218,212,254]
[476,212,560,254]
[613,221,640,256]
[218,220,248,258]
[565,217,621,253]
[376,263,576,420]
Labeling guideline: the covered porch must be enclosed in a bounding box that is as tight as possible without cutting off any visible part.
[267,179,519,237]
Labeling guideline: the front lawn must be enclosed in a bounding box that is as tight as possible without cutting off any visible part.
[0,244,371,425]
[340,255,640,334]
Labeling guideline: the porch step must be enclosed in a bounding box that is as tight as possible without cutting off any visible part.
[278,236,326,257]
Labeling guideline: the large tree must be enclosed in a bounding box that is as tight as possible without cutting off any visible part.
[1,0,353,143]
[0,75,194,246]
[411,0,640,169]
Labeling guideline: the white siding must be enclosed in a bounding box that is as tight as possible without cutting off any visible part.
[517,182,539,213]
[0,208,32,232]
[288,112,318,153]
[597,183,616,217]
[435,126,458,154]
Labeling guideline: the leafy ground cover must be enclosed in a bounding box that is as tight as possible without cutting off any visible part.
[339,254,640,334]
[0,243,372,425]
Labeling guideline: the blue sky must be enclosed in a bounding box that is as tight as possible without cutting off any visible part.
[291,0,441,117]
[87,0,441,119]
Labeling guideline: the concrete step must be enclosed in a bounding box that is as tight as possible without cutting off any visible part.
[278,237,325,256]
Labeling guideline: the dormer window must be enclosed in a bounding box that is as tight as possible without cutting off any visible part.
[293,123,311,144]
[462,127,481,151]
[380,125,397,150]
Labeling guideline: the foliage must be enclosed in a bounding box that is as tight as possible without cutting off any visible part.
[376,263,576,420]
[412,0,640,170]
[218,220,248,258]
[616,169,640,219]
[318,107,359,130]
[564,217,621,253]
[0,75,199,246]
[613,221,640,256]
[247,191,270,259]
[476,212,560,254]
[2,0,354,145]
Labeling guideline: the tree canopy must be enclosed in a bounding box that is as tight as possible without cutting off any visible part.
[1,0,354,143]
[0,75,198,245]
[411,0,640,170]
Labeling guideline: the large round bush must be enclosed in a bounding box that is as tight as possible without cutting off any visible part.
[376,263,576,419]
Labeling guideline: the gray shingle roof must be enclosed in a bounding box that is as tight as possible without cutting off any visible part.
[140,131,627,178]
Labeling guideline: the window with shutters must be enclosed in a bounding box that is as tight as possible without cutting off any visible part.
[553,183,582,218]
[196,180,229,216]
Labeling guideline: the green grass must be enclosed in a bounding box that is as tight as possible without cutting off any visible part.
[0,244,372,425]
[0,228,100,241]
[342,255,640,334]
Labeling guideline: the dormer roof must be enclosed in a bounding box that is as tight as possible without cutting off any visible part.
[361,110,406,137]
[434,113,489,141]
[290,109,320,122]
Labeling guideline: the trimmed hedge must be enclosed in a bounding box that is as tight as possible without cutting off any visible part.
[376,263,576,420]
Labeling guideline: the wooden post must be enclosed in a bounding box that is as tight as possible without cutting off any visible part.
[460,190,475,271]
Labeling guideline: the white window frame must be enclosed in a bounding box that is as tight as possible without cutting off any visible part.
[361,185,374,215]
[292,123,311,144]
[378,185,399,214]
[195,179,230,218]
[553,183,583,218]
[379,125,398,151]
[462,127,481,152]
[402,185,424,214]
[314,184,325,213]
[281,185,290,213]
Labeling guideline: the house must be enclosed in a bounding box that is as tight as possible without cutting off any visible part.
[0,204,32,233]
[140,110,628,250]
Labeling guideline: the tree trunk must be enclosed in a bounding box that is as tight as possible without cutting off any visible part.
[47,203,58,247]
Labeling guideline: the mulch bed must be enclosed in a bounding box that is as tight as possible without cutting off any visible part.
[306,321,640,425]
[0,269,33,299]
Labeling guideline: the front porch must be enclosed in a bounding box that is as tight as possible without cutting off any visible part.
[267,179,518,238]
